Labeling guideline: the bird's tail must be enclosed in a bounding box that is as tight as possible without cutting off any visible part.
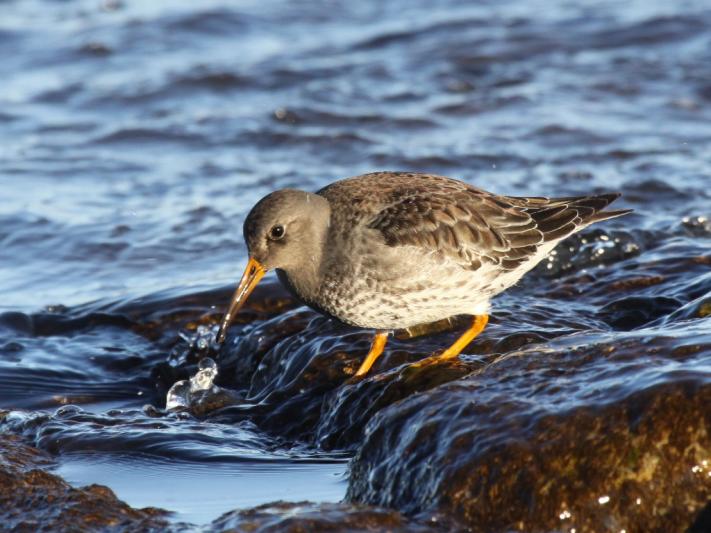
[508,192,633,242]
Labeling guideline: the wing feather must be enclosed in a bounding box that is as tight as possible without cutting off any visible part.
[320,172,630,272]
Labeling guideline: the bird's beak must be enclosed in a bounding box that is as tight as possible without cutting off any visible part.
[216,257,266,343]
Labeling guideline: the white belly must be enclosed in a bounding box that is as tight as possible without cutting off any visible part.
[317,238,559,330]
[318,245,495,330]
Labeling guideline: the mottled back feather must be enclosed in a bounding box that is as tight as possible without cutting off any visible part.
[319,172,631,272]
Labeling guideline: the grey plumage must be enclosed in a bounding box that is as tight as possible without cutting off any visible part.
[240,171,631,331]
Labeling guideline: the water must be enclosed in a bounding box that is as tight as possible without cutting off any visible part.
[1,0,710,526]
[55,456,347,523]
[165,356,219,410]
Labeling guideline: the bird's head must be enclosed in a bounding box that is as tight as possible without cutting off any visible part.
[216,189,330,342]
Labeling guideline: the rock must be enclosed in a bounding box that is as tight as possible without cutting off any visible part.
[226,310,494,443]
[1,428,444,532]
[346,323,711,532]
[665,293,711,323]
[0,431,171,531]
[597,295,681,329]
[316,357,476,451]
[7,234,708,530]
[689,502,711,533]
[212,500,439,532]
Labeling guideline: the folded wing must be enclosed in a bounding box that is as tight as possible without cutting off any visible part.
[368,178,630,271]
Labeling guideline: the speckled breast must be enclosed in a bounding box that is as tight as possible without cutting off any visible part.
[313,241,494,331]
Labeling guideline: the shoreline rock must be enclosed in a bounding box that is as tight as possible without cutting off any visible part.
[0,426,435,532]
[346,326,711,532]
[0,431,171,531]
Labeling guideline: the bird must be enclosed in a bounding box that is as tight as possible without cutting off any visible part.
[216,172,631,377]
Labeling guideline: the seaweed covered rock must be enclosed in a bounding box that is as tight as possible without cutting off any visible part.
[346,323,711,532]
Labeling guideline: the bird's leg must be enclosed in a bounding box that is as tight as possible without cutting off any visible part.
[409,315,489,370]
[437,314,489,360]
[354,331,389,377]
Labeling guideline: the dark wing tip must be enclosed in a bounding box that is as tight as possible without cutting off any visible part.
[589,207,634,223]
[521,191,632,242]
[584,192,633,223]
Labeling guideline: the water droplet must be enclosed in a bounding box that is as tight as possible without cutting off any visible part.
[166,379,190,410]
[190,357,218,392]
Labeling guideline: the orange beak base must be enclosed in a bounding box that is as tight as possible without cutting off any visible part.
[216,257,266,343]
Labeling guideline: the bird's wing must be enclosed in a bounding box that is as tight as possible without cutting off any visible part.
[356,175,628,270]
[320,172,629,272]
[367,183,545,271]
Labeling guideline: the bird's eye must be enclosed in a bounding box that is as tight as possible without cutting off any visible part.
[269,225,285,240]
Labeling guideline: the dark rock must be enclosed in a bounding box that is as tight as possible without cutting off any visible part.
[681,216,711,238]
[182,385,244,417]
[316,357,477,451]
[0,311,34,335]
[346,325,711,532]
[531,228,647,278]
[598,295,681,329]
[1,428,441,532]
[665,293,711,323]
[228,311,490,442]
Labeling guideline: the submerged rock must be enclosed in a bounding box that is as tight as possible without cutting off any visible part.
[165,357,243,416]
[346,324,711,532]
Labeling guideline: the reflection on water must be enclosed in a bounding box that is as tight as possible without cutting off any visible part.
[55,455,347,524]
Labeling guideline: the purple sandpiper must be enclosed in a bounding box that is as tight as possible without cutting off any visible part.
[217,172,631,376]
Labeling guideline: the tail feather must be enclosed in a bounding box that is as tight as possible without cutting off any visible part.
[509,192,632,242]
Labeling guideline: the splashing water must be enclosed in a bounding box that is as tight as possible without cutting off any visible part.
[166,357,219,410]
[191,358,218,390]
[169,325,220,367]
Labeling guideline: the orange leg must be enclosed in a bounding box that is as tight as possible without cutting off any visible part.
[437,314,489,360]
[354,331,389,377]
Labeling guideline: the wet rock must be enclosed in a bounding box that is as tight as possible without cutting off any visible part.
[212,500,439,532]
[0,431,170,531]
[235,313,374,440]
[1,428,441,532]
[316,357,477,451]
[533,228,647,278]
[165,357,244,416]
[682,216,711,238]
[664,293,711,323]
[166,381,243,417]
[1,407,280,463]
[597,295,681,329]
[346,324,711,532]
[223,311,490,442]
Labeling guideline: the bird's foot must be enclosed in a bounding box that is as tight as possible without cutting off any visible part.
[344,373,365,386]
[403,352,454,373]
